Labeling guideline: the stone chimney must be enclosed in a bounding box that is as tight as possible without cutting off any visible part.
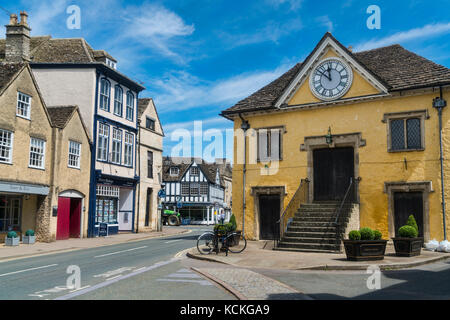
[348,45,353,52]
[5,11,31,62]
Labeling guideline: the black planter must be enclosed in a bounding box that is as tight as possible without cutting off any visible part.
[392,237,423,257]
[343,240,388,261]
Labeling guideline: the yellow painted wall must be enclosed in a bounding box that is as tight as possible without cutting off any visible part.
[233,89,450,241]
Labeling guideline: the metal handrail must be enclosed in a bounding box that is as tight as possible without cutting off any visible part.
[333,177,354,226]
[274,178,309,247]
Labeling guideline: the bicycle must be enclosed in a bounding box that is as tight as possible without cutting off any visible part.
[197,227,247,255]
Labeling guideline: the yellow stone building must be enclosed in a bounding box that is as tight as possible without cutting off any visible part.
[221,33,450,250]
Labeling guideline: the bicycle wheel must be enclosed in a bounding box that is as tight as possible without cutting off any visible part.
[226,232,247,253]
[197,232,215,255]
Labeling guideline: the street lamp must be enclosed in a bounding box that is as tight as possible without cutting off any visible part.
[326,127,333,145]
[433,93,448,240]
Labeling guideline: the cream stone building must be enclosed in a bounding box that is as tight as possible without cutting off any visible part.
[135,98,164,232]
[0,62,91,242]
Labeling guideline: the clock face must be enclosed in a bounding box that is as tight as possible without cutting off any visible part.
[309,58,353,101]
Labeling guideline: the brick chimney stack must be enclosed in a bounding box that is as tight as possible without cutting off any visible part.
[5,11,31,62]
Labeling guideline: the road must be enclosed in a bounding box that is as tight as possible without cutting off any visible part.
[257,259,450,300]
[0,226,235,300]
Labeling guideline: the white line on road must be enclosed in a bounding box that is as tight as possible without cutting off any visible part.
[54,257,180,300]
[94,246,148,258]
[165,240,182,244]
[157,278,213,286]
[0,264,58,278]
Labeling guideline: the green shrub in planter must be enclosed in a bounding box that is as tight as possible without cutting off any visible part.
[25,229,35,237]
[406,215,419,233]
[374,230,383,240]
[349,230,361,241]
[398,225,418,238]
[7,231,17,239]
[229,214,237,231]
[360,228,375,240]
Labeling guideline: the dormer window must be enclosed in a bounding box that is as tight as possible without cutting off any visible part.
[17,92,31,119]
[170,167,179,176]
[106,58,117,69]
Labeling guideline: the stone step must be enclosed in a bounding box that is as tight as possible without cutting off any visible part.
[289,221,338,228]
[277,241,340,251]
[282,237,339,245]
[286,226,339,233]
[293,216,349,223]
[284,231,337,239]
[295,211,346,217]
[274,247,341,254]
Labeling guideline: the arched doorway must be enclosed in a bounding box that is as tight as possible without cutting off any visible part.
[56,190,84,240]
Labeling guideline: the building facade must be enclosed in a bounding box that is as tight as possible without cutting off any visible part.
[221,33,450,243]
[135,98,164,232]
[0,12,146,237]
[162,158,230,224]
[0,60,91,242]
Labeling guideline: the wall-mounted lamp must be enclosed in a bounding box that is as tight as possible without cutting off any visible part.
[326,127,333,145]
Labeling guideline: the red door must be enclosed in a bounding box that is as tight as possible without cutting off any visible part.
[70,199,81,238]
[56,197,71,240]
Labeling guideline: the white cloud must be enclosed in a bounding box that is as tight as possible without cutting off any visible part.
[221,19,303,48]
[316,16,334,33]
[355,22,450,52]
[27,0,69,35]
[120,3,195,61]
[268,0,303,10]
[153,64,292,113]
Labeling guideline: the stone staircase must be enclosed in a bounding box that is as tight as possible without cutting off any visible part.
[275,202,354,253]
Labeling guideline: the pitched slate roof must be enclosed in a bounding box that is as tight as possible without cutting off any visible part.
[0,62,24,92]
[221,35,450,116]
[46,106,77,128]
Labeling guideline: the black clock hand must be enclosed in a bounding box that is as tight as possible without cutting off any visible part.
[327,66,332,81]
[317,70,331,81]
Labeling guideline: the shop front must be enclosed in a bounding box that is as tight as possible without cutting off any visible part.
[92,175,137,236]
[0,181,50,242]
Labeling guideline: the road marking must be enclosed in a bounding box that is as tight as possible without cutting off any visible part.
[165,239,182,244]
[94,246,147,258]
[106,275,122,281]
[54,257,180,300]
[93,267,135,278]
[69,286,91,293]
[0,264,58,278]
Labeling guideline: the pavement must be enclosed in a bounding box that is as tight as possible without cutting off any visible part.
[187,240,450,271]
[0,226,189,262]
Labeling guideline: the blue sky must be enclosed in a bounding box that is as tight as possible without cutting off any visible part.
[2,0,450,161]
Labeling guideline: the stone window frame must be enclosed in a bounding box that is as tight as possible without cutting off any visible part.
[254,126,286,163]
[384,181,433,241]
[382,110,429,153]
[250,186,286,240]
[29,137,46,170]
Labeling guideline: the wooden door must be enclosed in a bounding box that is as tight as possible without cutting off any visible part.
[314,147,354,201]
[394,192,424,237]
[259,195,280,240]
[56,197,71,240]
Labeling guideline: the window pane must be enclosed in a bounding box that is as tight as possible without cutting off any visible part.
[407,118,421,149]
[391,119,405,150]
